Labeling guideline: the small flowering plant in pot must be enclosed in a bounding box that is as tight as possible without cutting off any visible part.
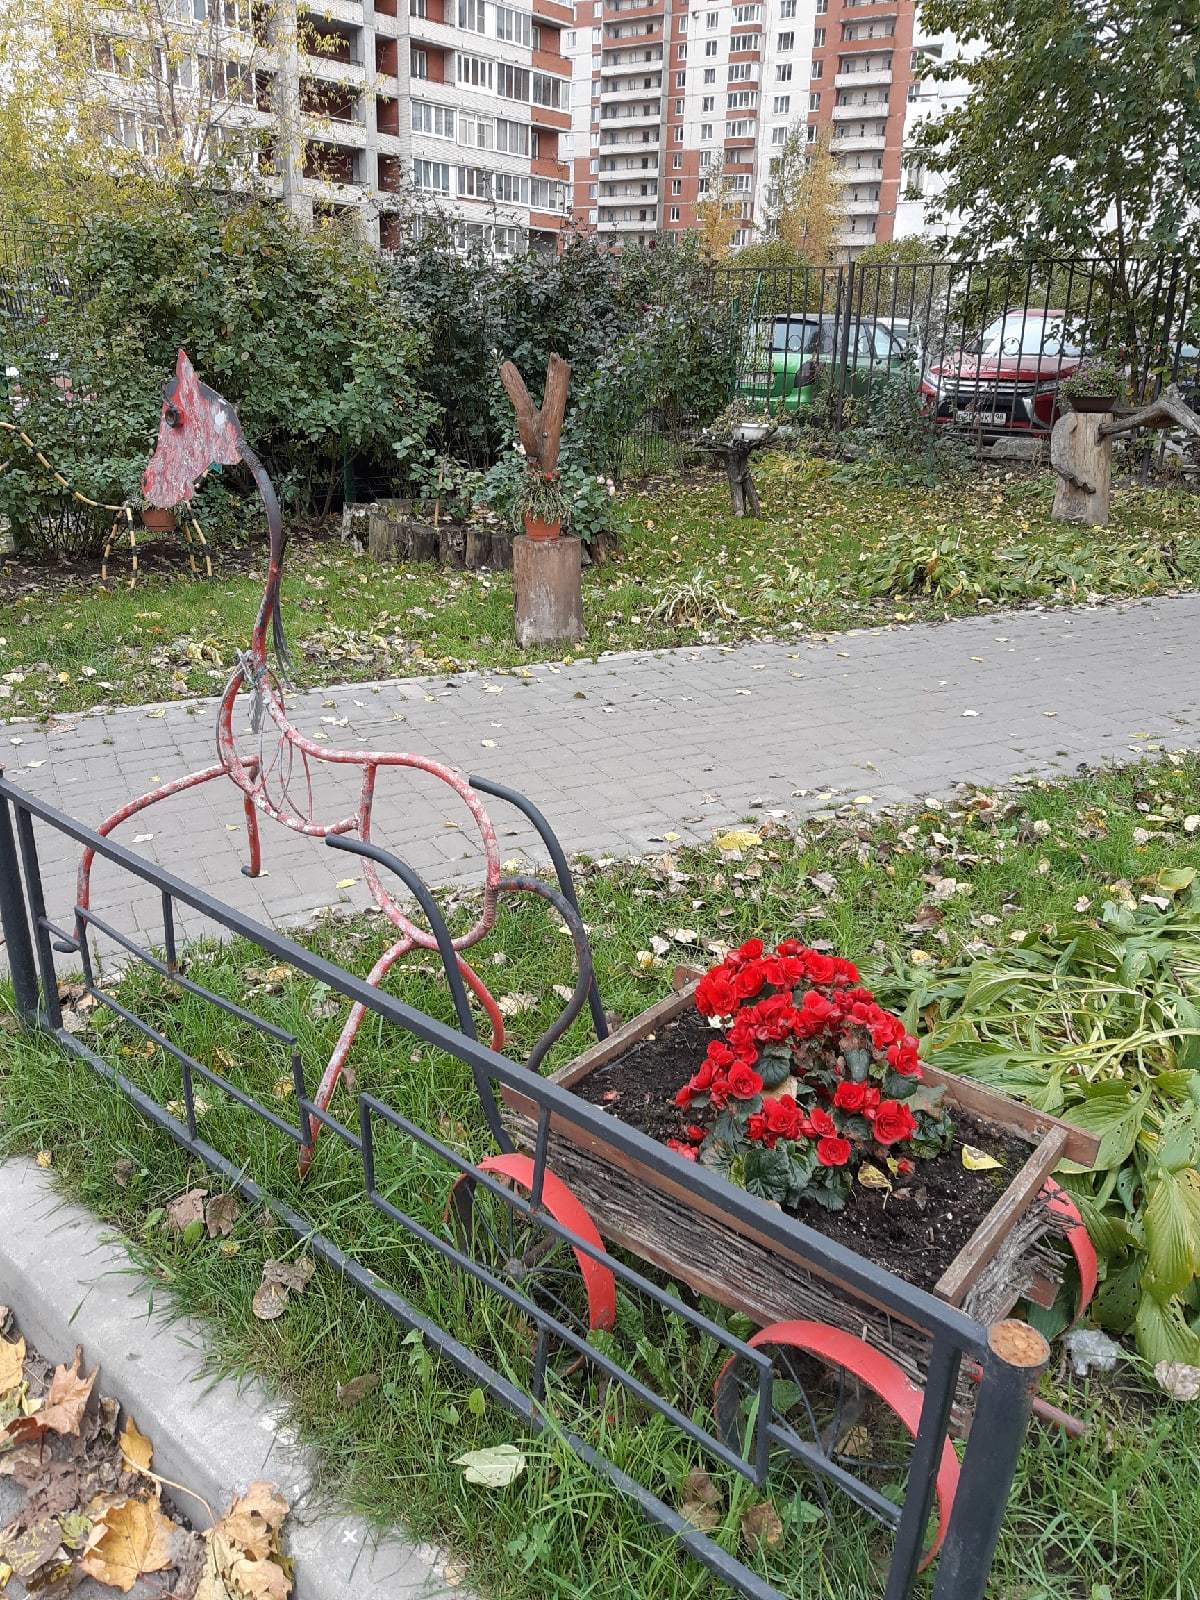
[1059,354,1124,414]
[670,939,953,1212]
[517,463,571,542]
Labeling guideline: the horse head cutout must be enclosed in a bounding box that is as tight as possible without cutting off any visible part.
[144,349,290,679]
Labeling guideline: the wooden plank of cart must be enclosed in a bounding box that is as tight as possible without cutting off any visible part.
[498,967,1100,1561]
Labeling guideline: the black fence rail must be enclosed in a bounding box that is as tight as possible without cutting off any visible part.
[713,255,1200,452]
[0,770,1055,1600]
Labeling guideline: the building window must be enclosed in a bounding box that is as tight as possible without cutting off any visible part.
[458,52,494,89]
[730,30,759,51]
[814,26,826,45]
[495,4,532,43]
[772,94,789,112]
[459,165,490,198]
[732,2,760,19]
[728,88,756,108]
[673,124,683,141]
[780,0,796,13]
[531,177,566,209]
[457,0,485,32]
[728,61,752,80]
[810,59,822,78]
[495,116,528,153]
[493,171,530,203]
[703,66,716,82]
[413,100,455,137]
[816,0,827,10]
[777,30,793,50]
[699,121,712,138]
[409,0,426,15]
[413,158,450,193]
[770,124,787,143]
[775,62,792,81]
[669,205,680,220]
[806,122,816,141]
[674,96,683,113]
[677,12,687,29]
[497,61,530,97]
[532,70,561,106]
[706,10,717,26]
[671,177,681,193]
[676,42,686,58]
[672,151,682,168]
[410,46,428,76]
[809,90,820,109]
[726,118,753,136]
[675,69,685,86]
[701,94,714,110]
[704,38,717,55]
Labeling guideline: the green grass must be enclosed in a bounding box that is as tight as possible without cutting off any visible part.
[2,454,1198,721]
[3,757,1200,1599]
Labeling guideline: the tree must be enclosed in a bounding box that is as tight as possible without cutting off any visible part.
[0,0,291,225]
[764,128,843,265]
[694,155,744,263]
[914,0,1200,268]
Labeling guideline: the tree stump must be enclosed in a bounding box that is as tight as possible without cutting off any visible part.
[368,502,438,563]
[1050,412,1112,526]
[698,432,775,518]
[513,535,584,648]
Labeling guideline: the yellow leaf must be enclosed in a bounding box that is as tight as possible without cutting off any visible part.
[962,1145,1003,1171]
[335,878,357,890]
[0,1337,25,1399]
[119,1417,153,1475]
[856,1163,892,1191]
[715,828,761,852]
[79,1497,176,1592]
[35,1150,52,1169]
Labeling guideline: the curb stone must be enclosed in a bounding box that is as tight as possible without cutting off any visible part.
[0,1157,461,1600]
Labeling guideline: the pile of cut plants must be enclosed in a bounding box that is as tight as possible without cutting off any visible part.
[0,1308,294,1599]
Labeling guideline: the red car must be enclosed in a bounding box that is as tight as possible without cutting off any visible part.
[923,309,1083,436]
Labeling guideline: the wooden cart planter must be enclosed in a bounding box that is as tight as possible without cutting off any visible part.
[501,973,1099,1416]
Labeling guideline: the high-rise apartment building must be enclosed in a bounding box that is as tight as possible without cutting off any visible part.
[87,0,574,252]
[569,0,916,253]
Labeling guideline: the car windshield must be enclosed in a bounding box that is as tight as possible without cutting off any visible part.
[768,319,822,353]
[978,314,1081,359]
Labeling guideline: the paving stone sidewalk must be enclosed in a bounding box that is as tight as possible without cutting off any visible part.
[2,595,1198,965]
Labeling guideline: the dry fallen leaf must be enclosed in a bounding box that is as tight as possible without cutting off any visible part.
[204,1194,240,1239]
[195,1481,292,1600]
[496,993,536,1018]
[215,1482,289,1562]
[962,1145,1003,1171]
[740,1500,784,1550]
[714,828,761,852]
[252,1258,315,1321]
[678,1467,722,1532]
[0,1336,25,1398]
[6,1347,96,1443]
[119,1416,153,1475]
[856,1163,893,1191]
[79,1496,176,1592]
[335,1374,380,1410]
[1154,1361,1200,1402]
[166,1189,208,1233]
[451,1444,526,1488]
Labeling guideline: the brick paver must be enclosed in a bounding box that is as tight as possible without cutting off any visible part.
[3,595,1198,964]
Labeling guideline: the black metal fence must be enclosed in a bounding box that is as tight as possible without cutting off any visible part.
[0,768,1054,1600]
[714,254,1200,448]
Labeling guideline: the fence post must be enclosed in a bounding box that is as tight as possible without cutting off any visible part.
[835,258,856,427]
[930,1319,1049,1600]
[0,783,41,1027]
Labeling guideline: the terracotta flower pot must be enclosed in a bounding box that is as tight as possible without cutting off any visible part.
[141,507,177,532]
[1067,394,1118,414]
[522,512,561,542]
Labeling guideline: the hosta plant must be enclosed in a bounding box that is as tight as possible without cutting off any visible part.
[670,940,953,1210]
[884,870,1200,1364]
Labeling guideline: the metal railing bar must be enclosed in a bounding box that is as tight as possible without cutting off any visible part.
[38,916,80,952]
[0,777,988,1351]
[76,906,297,1045]
[764,1420,903,1527]
[883,1334,961,1599]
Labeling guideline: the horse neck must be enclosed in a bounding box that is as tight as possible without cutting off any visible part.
[239,440,284,665]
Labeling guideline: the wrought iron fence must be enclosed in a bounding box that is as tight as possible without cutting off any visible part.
[0,768,1054,1600]
[712,254,1200,452]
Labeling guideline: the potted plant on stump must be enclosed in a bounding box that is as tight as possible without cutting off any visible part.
[1059,354,1123,414]
[500,353,584,649]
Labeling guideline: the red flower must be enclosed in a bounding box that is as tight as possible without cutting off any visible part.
[686,1124,707,1143]
[764,1094,802,1141]
[887,1039,923,1077]
[746,1112,768,1143]
[734,964,767,1001]
[809,1106,835,1138]
[833,1081,869,1113]
[666,1138,698,1161]
[727,1062,764,1100]
[872,1100,917,1146]
[895,1157,915,1177]
[696,970,737,1017]
[705,1041,736,1070]
[674,1083,694,1108]
[736,938,764,961]
[816,1136,851,1167]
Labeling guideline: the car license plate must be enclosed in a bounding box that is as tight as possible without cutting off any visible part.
[955,408,1008,425]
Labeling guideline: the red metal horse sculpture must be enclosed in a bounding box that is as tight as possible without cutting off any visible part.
[75,351,600,1172]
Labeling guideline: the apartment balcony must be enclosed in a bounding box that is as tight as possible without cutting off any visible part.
[832,102,889,120]
[834,67,892,88]
[833,162,883,181]
[600,52,663,73]
[602,0,666,19]
[838,33,897,50]
[599,158,659,176]
[832,132,888,150]
[300,51,366,87]
[840,231,877,248]
[841,198,879,215]
[600,80,663,100]
[597,213,658,229]
[299,0,363,25]
[598,130,662,150]
[598,176,659,194]
[600,105,662,125]
[533,0,574,21]
[408,13,460,50]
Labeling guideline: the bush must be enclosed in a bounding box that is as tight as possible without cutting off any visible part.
[844,369,970,486]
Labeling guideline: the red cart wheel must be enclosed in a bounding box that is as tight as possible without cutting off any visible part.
[447,1155,617,1361]
[1041,1179,1098,1327]
[713,1320,960,1569]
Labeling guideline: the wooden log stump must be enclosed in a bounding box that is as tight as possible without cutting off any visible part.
[437,524,466,568]
[369,502,440,563]
[465,525,492,570]
[513,534,584,648]
[491,529,514,570]
[1050,412,1112,526]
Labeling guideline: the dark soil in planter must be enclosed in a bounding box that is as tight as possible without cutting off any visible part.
[572,1009,1031,1291]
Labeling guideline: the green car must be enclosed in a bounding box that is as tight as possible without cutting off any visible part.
[737,314,908,412]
